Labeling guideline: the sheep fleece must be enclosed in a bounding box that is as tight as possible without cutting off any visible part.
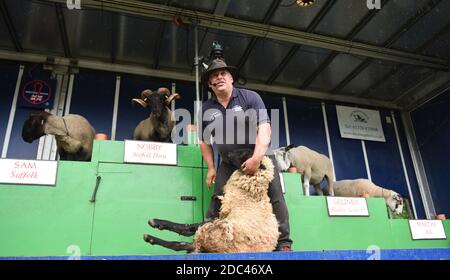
[193,157,280,253]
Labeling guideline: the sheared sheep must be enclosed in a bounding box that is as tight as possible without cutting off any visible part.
[22,111,96,161]
[132,87,180,142]
[143,156,279,253]
[273,145,334,196]
[332,179,404,215]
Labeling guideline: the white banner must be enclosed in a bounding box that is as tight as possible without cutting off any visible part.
[124,140,177,165]
[326,196,369,216]
[336,105,386,142]
[409,220,447,240]
[0,159,58,186]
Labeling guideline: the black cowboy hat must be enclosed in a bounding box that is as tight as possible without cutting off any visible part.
[201,58,237,86]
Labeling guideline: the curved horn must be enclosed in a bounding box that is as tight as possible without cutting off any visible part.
[165,93,180,105]
[157,87,170,95]
[131,98,148,108]
[132,89,152,108]
[140,89,152,100]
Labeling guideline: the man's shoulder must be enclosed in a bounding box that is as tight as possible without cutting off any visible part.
[201,98,216,111]
[235,88,263,104]
[235,87,260,97]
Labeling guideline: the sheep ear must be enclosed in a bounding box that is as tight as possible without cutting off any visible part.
[286,144,294,151]
[165,93,180,105]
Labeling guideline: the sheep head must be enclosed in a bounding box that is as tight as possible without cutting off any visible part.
[131,88,180,117]
[273,146,294,171]
[22,111,51,143]
[386,192,404,215]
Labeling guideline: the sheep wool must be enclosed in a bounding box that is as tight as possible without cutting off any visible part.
[333,179,404,214]
[193,156,280,253]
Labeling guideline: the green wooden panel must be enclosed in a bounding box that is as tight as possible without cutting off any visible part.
[1,142,449,258]
[282,172,450,251]
[192,168,213,223]
[0,162,96,257]
[91,140,204,168]
[390,219,450,249]
[90,163,196,255]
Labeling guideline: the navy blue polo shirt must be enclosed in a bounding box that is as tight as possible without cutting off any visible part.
[198,87,270,164]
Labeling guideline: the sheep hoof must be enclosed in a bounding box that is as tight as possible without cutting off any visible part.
[143,234,155,244]
[149,219,166,230]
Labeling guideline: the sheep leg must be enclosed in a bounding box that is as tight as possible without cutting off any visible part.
[143,234,194,252]
[303,176,310,196]
[149,219,200,237]
[328,182,335,196]
[313,184,324,196]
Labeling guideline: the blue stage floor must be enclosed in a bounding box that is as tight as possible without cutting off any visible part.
[2,248,450,260]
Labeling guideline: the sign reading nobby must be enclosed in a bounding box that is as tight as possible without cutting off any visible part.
[326,196,369,216]
[0,159,58,186]
[336,105,386,142]
[124,140,177,165]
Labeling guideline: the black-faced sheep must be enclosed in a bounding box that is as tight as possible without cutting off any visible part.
[132,87,180,142]
[274,145,334,196]
[333,179,404,215]
[143,156,279,253]
[22,111,96,161]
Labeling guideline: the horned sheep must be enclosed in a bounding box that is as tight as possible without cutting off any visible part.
[274,145,334,196]
[333,179,404,214]
[22,111,96,161]
[143,156,279,253]
[132,87,179,142]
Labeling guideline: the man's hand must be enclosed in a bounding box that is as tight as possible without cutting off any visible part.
[206,168,216,189]
[241,156,261,175]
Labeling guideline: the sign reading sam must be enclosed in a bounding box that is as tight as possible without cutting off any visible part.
[0,159,58,186]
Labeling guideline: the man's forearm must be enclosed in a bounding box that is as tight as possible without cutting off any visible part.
[253,123,271,161]
[199,141,215,169]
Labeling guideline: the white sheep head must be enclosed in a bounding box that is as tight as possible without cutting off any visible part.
[386,192,404,215]
[273,145,294,171]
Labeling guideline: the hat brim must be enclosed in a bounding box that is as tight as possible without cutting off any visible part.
[201,66,237,86]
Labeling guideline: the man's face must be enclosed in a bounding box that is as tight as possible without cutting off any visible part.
[208,69,233,92]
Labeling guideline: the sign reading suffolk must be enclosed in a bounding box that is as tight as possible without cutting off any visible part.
[124,140,177,165]
[336,105,386,142]
[0,159,58,186]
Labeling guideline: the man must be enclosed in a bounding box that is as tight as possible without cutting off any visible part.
[197,58,292,251]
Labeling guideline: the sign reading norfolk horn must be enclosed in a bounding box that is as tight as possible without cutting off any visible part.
[326,196,369,216]
[0,159,58,186]
[124,140,177,165]
[409,220,447,240]
[336,105,386,142]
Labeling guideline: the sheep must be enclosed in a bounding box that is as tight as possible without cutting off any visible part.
[132,87,180,142]
[273,145,334,196]
[143,156,280,253]
[332,179,404,215]
[22,111,96,161]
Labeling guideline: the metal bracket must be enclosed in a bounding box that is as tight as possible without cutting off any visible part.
[90,175,102,203]
[180,196,197,201]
